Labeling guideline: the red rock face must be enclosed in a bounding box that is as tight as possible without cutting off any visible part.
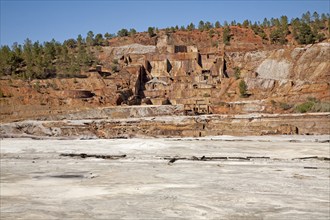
[0,28,329,123]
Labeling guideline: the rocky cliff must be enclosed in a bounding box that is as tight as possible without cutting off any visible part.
[0,28,329,125]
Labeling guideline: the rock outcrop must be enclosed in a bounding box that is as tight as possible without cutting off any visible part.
[0,30,329,124]
[1,112,329,139]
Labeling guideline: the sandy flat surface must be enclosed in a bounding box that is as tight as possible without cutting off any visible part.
[1,136,329,219]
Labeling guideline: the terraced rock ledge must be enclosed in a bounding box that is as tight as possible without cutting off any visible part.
[1,107,329,139]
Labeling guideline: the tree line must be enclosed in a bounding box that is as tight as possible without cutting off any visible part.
[0,33,101,79]
[108,11,329,44]
[166,11,328,45]
[0,11,329,80]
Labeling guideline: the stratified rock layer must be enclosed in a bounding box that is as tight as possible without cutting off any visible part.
[1,110,329,138]
[1,28,329,137]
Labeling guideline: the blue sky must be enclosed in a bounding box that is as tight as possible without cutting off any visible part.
[1,0,329,46]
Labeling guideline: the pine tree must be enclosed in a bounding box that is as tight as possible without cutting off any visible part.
[86,31,95,46]
[198,20,205,31]
[270,28,286,44]
[42,39,57,77]
[11,43,23,74]
[296,22,316,44]
[117,29,128,37]
[320,13,328,22]
[32,41,44,76]
[94,33,104,46]
[64,39,77,49]
[148,27,155,37]
[129,28,137,36]
[23,38,34,78]
[222,26,231,45]
[242,20,249,28]
[204,21,213,30]
[0,46,14,76]
[77,34,84,46]
[262,18,269,27]
[187,22,195,31]
[273,18,281,28]
[215,21,221,28]
[239,80,248,98]
[104,32,113,40]
[280,15,289,34]
[302,11,311,24]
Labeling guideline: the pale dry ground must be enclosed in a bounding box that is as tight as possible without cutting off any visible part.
[0,136,329,220]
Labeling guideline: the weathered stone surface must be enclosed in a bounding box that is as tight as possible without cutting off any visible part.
[1,137,329,219]
[1,112,329,139]
[256,59,291,80]
[48,105,184,120]
[295,43,330,81]
[246,78,275,90]
[106,43,157,59]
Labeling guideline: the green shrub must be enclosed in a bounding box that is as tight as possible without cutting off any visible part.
[312,102,330,112]
[117,29,128,37]
[279,102,293,110]
[111,59,119,72]
[148,27,156,37]
[295,101,315,113]
[111,64,119,72]
[222,26,231,45]
[295,97,330,113]
[234,67,241,79]
[239,80,248,98]
[209,29,215,38]
[49,81,59,90]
